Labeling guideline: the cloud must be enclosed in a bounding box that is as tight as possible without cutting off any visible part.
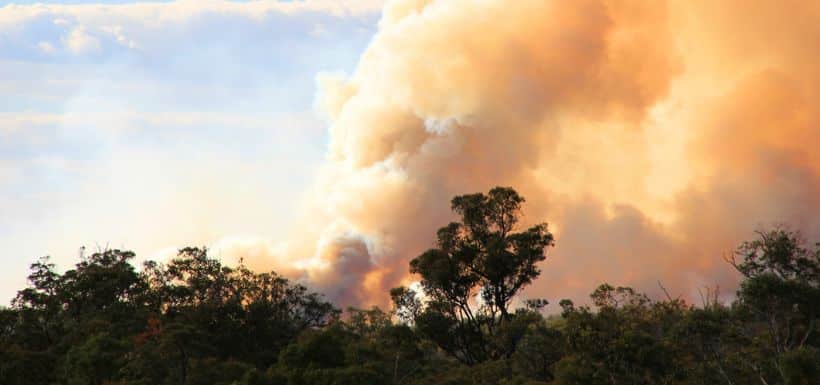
[63,25,100,54]
[0,0,383,65]
[0,0,382,304]
[37,40,56,54]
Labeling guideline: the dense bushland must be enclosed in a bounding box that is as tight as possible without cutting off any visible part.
[1,188,817,385]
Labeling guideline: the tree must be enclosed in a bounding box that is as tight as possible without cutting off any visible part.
[555,284,682,385]
[727,227,820,385]
[4,205,820,385]
[58,249,146,323]
[508,311,564,382]
[394,187,554,364]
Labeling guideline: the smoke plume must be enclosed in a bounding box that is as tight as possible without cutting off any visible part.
[233,0,820,307]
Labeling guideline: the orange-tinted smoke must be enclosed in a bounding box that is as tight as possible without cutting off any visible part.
[249,0,820,308]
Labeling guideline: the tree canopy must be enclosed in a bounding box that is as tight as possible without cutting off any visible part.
[397,187,554,364]
[1,188,817,385]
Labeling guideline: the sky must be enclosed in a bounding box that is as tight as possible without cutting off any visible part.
[2,0,820,308]
[0,0,382,303]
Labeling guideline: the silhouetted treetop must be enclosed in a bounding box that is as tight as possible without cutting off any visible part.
[398,187,555,364]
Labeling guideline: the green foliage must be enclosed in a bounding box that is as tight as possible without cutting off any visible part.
[731,227,820,283]
[398,187,555,364]
[727,227,820,385]
[780,347,820,385]
[1,247,337,385]
[0,188,817,385]
[510,314,563,382]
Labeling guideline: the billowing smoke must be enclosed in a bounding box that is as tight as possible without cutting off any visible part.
[228,0,820,307]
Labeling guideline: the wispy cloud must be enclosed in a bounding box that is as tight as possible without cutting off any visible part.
[0,0,381,303]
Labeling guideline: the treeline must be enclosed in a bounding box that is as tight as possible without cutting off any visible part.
[1,187,818,385]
